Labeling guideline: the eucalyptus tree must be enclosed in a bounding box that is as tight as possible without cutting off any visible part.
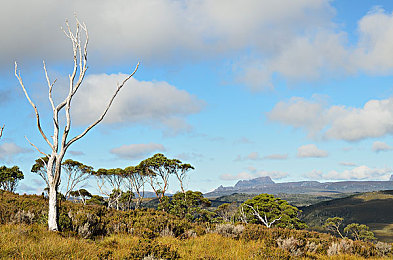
[124,165,148,209]
[15,18,139,231]
[69,188,92,205]
[31,157,93,199]
[240,193,306,229]
[93,168,125,210]
[138,153,194,202]
[62,159,93,199]
[0,165,24,192]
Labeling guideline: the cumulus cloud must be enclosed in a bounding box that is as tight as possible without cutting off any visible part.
[0,143,31,161]
[304,166,392,181]
[71,74,204,134]
[297,144,328,158]
[110,143,165,160]
[0,0,333,68]
[220,170,288,181]
[238,8,393,90]
[5,2,393,90]
[304,170,324,180]
[372,141,392,152]
[326,165,392,180]
[268,97,393,141]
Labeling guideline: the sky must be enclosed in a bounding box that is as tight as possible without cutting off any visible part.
[2,0,393,195]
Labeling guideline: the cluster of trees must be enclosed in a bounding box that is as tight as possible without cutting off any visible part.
[323,217,376,242]
[29,153,194,212]
[0,165,24,192]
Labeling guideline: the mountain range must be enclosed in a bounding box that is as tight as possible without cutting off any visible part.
[205,175,393,197]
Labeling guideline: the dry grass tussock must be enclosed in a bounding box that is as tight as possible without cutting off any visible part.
[1,224,393,259]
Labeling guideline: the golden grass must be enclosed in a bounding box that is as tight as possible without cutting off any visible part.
[0,224,391,260]
[355,192,393,202]
[368,223,393,243]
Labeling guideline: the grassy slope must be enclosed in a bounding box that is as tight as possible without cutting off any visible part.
[0,224,389,260]
[300,190,393,242]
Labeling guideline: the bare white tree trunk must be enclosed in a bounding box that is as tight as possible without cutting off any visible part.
[15,18,139,231]
[245,204,281,228]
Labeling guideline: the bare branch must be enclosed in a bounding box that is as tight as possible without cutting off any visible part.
[65,62,140,150]
[245,204,281,228]
[25,136,49,157]
[43,61,57,112]
[15,62,54,150]
[0,124,4,139]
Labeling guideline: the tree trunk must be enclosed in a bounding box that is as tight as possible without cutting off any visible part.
[48,185,59,231]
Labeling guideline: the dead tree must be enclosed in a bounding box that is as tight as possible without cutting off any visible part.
[15,18,139,231]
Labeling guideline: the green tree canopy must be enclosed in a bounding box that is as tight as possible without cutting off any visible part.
[0,166,24,192]
[158,191,212,222]
[138,153,194,202]
[240,193,306,229]
[344,223,376,242]
[323,217,344,239]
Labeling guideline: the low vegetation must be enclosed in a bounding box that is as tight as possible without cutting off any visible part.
[1,190,393,259]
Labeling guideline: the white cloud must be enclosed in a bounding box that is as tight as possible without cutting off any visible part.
[268,97,393,141]
[0,0,333,68]
[263,154,288,160]
[71,73,204,134]
[110,143,165,160]
[220,170,288,181]
[325,165,392,180]
[304,170,324,180]
[0,143,31,161]
[372,141,392,152]
[297,144,328,158]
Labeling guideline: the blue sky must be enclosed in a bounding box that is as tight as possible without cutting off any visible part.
[2,0,393,195]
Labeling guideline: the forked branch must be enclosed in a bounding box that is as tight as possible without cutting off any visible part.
[15,63,54,151]
[65,62,139,150]
[245,204,281,228]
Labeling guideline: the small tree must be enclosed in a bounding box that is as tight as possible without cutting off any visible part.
[323,217,344,239]
[0,166,24,192]
[62,159,93,199]
[174,163,194,194]
[344,223,376,242]
[240,193,306,229]
[124,165,148,209]
[215,202,238,223]
[93,168,125,210]
[69,188,92,205]
[31,157,92,199]
[31,157,49,188]
[139,153,193,202]
[15,17,139,231]
[158,191,211,222]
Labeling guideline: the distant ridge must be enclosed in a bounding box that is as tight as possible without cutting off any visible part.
[205,176,393,197]
[234,176,274,188]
